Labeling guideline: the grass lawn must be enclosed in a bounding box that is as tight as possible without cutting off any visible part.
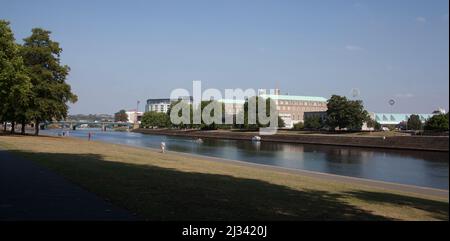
[0,135,448,221]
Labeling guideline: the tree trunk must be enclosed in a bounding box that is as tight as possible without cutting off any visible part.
[34,119,40,136]
[21,119,26,135]
[10,122,15,134]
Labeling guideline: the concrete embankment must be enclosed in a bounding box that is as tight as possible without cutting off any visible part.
[133,129,449,152]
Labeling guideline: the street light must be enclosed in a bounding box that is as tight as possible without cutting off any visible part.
[135,100,140,124]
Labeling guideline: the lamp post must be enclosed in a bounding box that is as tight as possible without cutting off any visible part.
[135,100,140,126]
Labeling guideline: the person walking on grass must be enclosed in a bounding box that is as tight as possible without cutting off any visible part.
[160,141,166,153]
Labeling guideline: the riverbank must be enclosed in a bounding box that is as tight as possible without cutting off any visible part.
[134,129,449,152]
[0,135,448,220]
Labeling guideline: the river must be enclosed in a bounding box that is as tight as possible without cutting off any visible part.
[42,129,449,190]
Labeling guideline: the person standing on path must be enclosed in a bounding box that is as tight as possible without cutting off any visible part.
[160,142,166,153]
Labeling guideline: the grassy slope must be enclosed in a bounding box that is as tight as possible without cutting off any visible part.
[0,135,448,221]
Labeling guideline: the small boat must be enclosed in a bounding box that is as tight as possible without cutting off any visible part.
[252,136,261,142]
[195,138,204,144]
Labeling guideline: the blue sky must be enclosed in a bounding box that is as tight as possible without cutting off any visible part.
[1,0,448,114]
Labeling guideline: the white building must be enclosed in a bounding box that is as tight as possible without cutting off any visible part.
[125,110,143,124]
[145,97,193,113]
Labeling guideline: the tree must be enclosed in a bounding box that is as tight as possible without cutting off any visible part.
[114,110,128,122]
[167,100,193,129]
[424,114,449,131]
[196,100,222,130]
[366,118,382,131]
[304,115,323,130]
[21,28,77,135]
[326,95,369,130]
[278,116,285,128]
[292,122,304,130]
[242,96,278,129]
[141,111,170,128]
[0,20,32,134]
[407,114,422,130]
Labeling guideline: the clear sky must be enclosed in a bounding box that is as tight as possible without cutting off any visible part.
[1,0,448,114]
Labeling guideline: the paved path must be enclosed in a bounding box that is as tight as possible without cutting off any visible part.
[0,149,138,220]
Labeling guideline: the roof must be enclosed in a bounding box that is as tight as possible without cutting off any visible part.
[259,94,328,102]
[373,113,434,125]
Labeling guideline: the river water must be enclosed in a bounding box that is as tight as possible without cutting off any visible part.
[42,129,449,190]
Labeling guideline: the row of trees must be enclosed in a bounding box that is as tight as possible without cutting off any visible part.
[140,97,285,130]
[0,20,77,135]
[140,94,371,131]
[404,113,449,131]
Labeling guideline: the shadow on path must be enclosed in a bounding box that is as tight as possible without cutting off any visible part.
[0,149,137,221]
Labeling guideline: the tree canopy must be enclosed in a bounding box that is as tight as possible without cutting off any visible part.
[424,114,449,131]
[325,95,369,130]
[141,111,170,128]
[406,114,423,130]
[0,20,32,134]
[304,115,323,130]
[114,110,128,122]
[20,27,77,135]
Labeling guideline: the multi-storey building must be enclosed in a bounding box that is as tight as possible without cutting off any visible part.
[259,90,328,128]
[145,96,193,113]
[218,89,328,128]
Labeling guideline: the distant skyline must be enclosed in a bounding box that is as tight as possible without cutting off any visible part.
[1,0,448,115]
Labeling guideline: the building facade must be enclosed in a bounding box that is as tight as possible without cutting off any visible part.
[218,99,246,118]
[146,98,171,113]
[145,96,193,113]
[259,91,328,128]
[125,110,143,124]
[218,89,328,128]
[370,113,435,125]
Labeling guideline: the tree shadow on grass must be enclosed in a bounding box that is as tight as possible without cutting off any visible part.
[4,150,448,221]
[344,191,449,221]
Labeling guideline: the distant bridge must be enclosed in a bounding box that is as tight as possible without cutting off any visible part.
[44,121,135,131]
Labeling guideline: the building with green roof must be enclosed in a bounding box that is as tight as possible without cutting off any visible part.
[371,113,435,125]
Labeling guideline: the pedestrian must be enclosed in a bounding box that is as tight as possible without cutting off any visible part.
[88,132,92,141]
[160,141,166,153]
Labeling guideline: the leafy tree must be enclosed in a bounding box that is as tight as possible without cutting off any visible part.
[278,116,285,128]
[366,118,382,131]
[424,114,449,131]
[407,114,422,130]
[141,111,170,128]
[196,100,223,130]
[292,122,304,130]
[114,109,128,122]
[243,96,278,129]
[304,115,323,130]
[168,100,194,129]
[0,20,32,134]
[21,28,77,135]
[326,95,369,130]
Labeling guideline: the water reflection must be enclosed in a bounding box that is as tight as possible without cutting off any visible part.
[42,129,449,189]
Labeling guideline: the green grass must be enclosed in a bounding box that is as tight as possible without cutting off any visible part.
[0,135,448,221]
